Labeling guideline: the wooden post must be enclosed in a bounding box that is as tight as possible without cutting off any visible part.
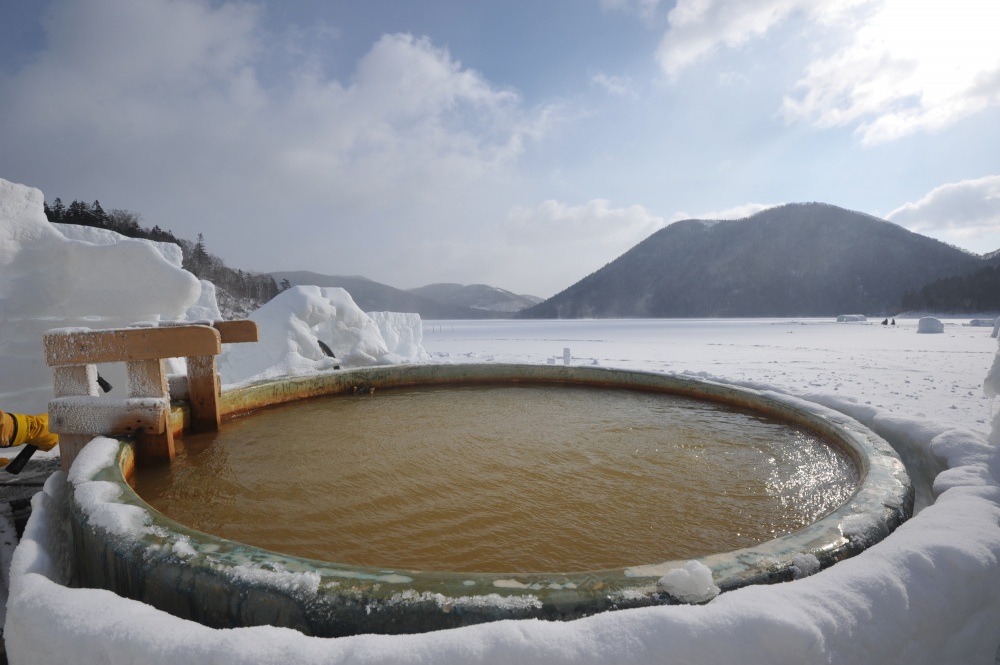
[52,365,98,473]
[186,355,220,433]
[155,319,259,433]
[128,358,174,462]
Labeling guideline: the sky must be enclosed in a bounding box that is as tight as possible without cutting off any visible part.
[1,0,999,298]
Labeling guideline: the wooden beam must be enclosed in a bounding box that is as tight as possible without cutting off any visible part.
[44,326,221,366]
[48,397,168,435]
[214,320,259,344]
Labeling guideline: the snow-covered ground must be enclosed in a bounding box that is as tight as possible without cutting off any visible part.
[3,175,1000,663]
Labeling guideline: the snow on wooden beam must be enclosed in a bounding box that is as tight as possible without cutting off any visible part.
[44,325,221,366]
[48,396,168,435]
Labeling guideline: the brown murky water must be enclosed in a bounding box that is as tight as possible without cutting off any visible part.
[133,385,859,573]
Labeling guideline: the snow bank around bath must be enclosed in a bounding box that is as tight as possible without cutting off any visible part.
[217,285,427,385]
[7,387,1000,664]
[0,178,200,415]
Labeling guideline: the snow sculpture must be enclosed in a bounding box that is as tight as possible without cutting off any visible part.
[368,311,429,361]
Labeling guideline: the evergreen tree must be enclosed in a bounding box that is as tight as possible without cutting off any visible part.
[66,200,89,225]
[91,200,108,225]
[50,197,65,222]
[188,233,210,275]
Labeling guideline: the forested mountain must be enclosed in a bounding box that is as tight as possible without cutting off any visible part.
[270,271,500,319]
[519,203,985,318]
[900,265,1000,314]
[407,283,541,313]
[46,198,998,320]
[45,198,278,317]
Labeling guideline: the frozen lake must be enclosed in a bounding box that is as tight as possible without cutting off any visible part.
[422,318,997,435]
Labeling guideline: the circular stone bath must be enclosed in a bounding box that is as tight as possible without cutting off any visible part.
[68,364,913,637]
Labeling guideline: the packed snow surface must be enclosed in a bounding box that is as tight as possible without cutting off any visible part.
[3,176,1000,663]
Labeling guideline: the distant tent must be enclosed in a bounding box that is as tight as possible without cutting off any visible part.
[836,314,867,322]
[917,317,944,334]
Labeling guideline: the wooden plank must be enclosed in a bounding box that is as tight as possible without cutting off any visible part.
[186,355,220,432]
[214,320,259,344]
[155,319,258,344]
[48,397,168,435]
[44,326,221,366]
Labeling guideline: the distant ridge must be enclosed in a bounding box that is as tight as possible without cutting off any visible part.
[519,203,985,318]
[270,271,501,319]
[408,283,541,313]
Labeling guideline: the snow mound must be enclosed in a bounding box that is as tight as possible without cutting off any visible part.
[217,285,426,385]
[0,178,201,414]
[917,317,944,334]
[986,333,1000,446]
[369,311,430,361]
[657,560,720,603]
[789,553,821,579]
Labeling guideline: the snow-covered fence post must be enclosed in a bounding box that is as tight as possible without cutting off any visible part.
[43,325,222,472]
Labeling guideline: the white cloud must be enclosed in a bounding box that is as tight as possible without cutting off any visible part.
[668,202,779,223]
[885,176,1000,243]
[655,0,866,80]
[782,0,1000,144]
[655,0,1000,144]
[590,72,639,98]
[0,0,567,292]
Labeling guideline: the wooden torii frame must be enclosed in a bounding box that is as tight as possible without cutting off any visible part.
[43,320,258,473]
